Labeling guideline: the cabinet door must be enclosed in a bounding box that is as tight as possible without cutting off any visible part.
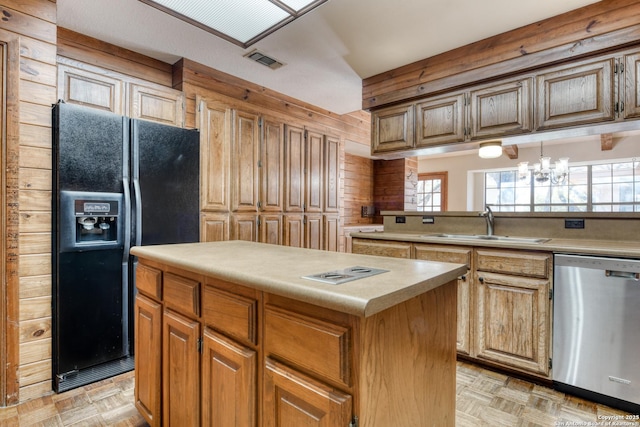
[284,125,305,212]
[201,213,229,242]
[261,117,284,212]
[129,83,185,127]
[231,110,260,212]
[259,214,282,245]
[283,214,304,248]
[163,310,200,427]
[305,130,324,213]
[201,329,257,427]
[415,93,465,146]
[304,214,323,250]
[324,135,340,213]
[199,100,231,211]
[624,52,640,119]
[351,238,411,258]
[371,103,414,153]
[474,272,550,376]
[134,294,162,427]
[414,244,472,355]
[231,214,258,242]
[323,215,339,252]
[263,359,352,427]
[57,63,124,114]
[470,78,533,139]
[536,58,615,130]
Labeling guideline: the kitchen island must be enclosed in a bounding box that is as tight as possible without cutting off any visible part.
[131,240,466,427]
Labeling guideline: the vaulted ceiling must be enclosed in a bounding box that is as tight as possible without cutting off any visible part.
[57,0,600,115]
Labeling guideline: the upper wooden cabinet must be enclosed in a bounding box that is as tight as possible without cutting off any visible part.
[470,78,533,139]
[199,100,230,212]
[623,52,640,120]
[373,76,535,154]
[536,58,615,130]
[415,93,465,147]
[260,117,285,212]
[371,103,415,152]
[305,130,324,213]
[230,110,260,212]
[57,59,184,127]
[371,47,640,156]
[324,135,340,213]
[284,125,306,213]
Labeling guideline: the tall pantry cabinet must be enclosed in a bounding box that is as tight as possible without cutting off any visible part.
[199,97,342,251]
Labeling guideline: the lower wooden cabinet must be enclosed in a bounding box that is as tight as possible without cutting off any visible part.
[162,309,200,427]
[134,294,162,427]
[263,359,352,427]
[353,238,553,378]
[474,249,551,376]
[414,244,472,355]
[201,328,257,426]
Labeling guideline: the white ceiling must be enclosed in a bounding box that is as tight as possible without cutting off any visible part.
[57,0,600,115]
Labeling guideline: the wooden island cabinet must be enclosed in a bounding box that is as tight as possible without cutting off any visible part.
[131,241,465,426]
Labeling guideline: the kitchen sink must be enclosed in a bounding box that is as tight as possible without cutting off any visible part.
[302,266,389,285]
[422,233,550,244]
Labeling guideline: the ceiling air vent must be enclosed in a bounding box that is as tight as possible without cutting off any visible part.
[244,50,284,70]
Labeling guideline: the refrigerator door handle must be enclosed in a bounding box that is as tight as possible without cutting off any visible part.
[133,176,142,247]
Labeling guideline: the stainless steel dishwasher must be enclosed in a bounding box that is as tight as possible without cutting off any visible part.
[553,254,640,413]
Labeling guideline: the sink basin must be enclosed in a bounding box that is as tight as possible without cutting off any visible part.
[422,233,550,244]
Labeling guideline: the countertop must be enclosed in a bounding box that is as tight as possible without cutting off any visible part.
[130,240,466,317]
[350,231,640,258]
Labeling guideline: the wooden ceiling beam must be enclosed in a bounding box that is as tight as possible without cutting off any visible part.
[601,133,614,151]
[503,144,519,159]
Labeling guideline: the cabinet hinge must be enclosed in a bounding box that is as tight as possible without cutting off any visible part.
[257,217,261,226]
[303,216,307,224]
[258,159,263,168]
[197,337,203,353]
[549,288,553,300]
[257,201,262,209]
[258,117,263,127]
[304,130,308,140]
[349,416,359,427]
[549,358,552,370]
[303,203,307,212]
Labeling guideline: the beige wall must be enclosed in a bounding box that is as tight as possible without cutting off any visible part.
[419,134,640,211]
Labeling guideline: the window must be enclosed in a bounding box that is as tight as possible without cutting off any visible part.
[485,160,640,212]
[417,172,448,211]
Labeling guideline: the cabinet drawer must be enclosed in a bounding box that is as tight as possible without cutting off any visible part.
[136,264,162,301]
[164,273,200,317]
[265,305,351,387]
[203,285,258,345]
[352,239,411,258]
[413,244,471,268]
[475,249,550,279]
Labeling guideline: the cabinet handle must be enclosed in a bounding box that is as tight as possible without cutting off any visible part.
[460,274,467,281]
[478,276,484,283]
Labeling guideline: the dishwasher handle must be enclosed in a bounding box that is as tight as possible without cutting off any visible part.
[605,270,640,280]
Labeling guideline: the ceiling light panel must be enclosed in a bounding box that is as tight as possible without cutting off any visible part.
[140,0,328,48]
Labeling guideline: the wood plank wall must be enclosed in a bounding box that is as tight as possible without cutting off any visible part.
[373,158,417,223]
[0,0,58,403]
[343,154,374,226]
[362,0,640,109]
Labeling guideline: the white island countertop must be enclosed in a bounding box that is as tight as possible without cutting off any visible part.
[131,240,466,317]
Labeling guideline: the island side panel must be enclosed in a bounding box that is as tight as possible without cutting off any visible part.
[358,280,457,426]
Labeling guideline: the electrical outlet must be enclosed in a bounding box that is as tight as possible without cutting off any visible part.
[395,216,406,224]
[565,219,585,229]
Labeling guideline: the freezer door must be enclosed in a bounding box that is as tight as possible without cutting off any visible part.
[53,103,128,193]
[132,120,200,245]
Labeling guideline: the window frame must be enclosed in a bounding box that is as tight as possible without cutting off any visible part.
[417,171,448,212]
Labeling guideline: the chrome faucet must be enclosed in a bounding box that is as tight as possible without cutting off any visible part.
[479,205,494,236]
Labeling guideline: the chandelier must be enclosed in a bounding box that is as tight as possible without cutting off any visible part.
[518,141,569,184]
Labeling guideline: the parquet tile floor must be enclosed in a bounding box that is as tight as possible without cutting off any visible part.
[0,361,637,426]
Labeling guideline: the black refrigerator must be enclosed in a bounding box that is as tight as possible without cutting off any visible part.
[52,102,200,392]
